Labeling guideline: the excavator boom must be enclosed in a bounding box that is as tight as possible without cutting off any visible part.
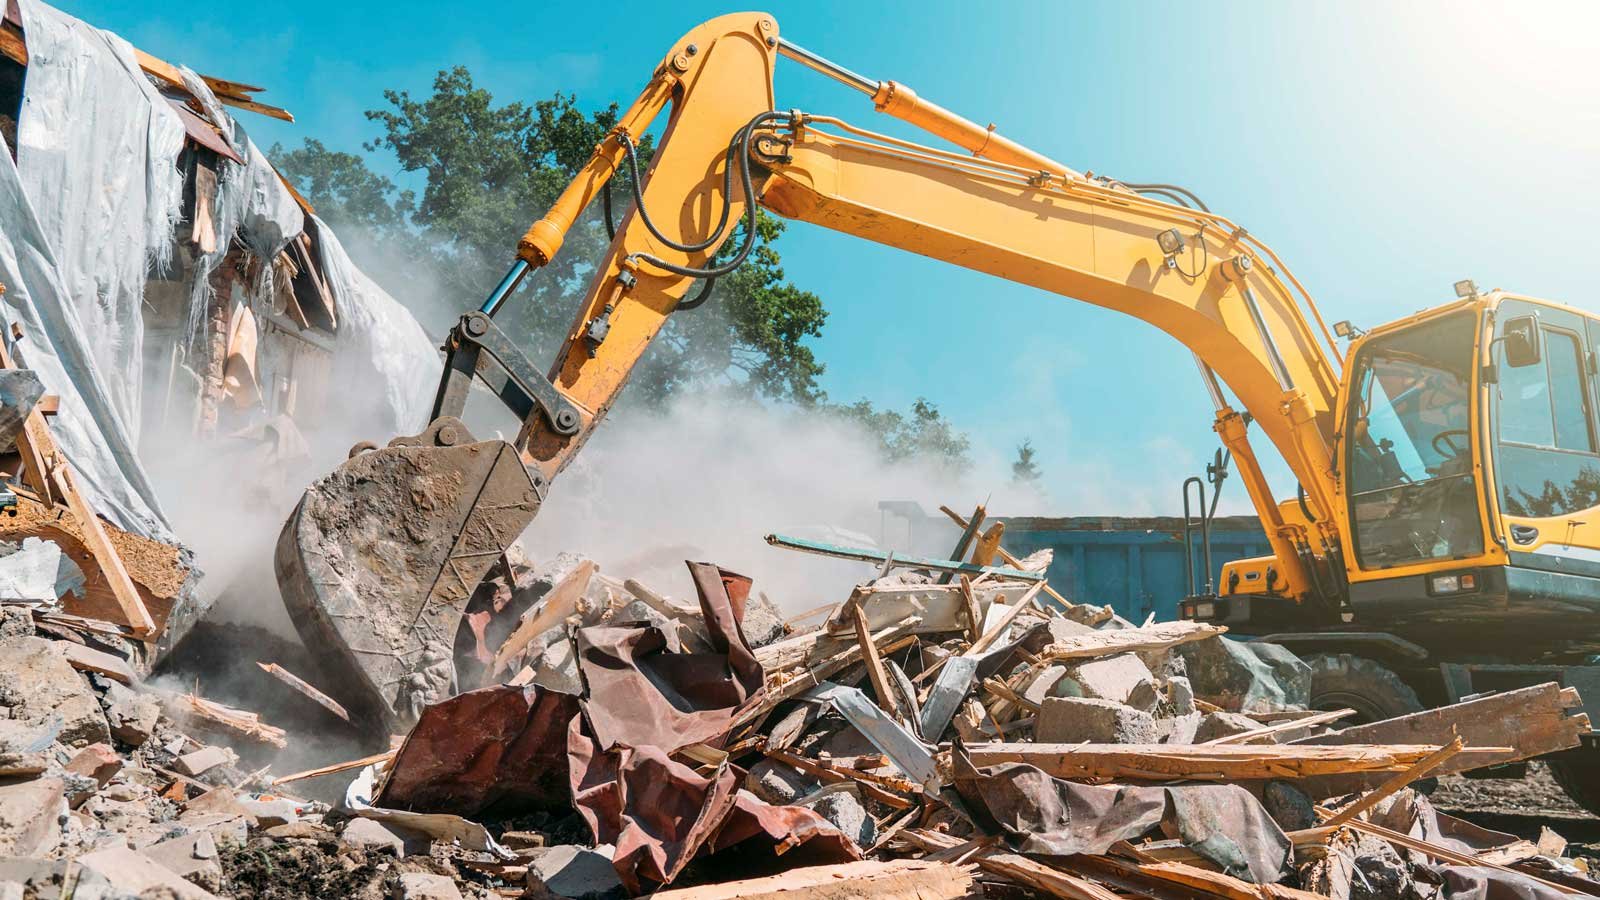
[278,13,1355,733]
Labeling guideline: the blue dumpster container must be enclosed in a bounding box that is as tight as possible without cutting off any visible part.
[877,503,1270,623]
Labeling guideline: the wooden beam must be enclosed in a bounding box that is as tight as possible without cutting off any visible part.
[1322,736,1463,828]
[939,505,1077,609]
[1294,682,1590,777]
[851,600,901,719]
[1040,620,1226,663]
[491,560,596,675]
[648,859,978,900]
[957,576,983,643]
[970,521,1006,567]
[964,741,1513,782]
[257,662,350,722]
[966,581,1045,656]
[273,750,395,786]
[1204,707,1355,744]
[131,48,293,122]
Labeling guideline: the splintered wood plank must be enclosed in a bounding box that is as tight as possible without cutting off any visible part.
[490,560,596,674]
[1039,620,1226,662]
[647,859,977,900]
[964,741,1512,782]
[1293,682,1590,798]
[1067,854,1328,900]
[1294,682,1590,776]
[851,601,901,719]
[1205,707,1355,744]
[257,662,350,722]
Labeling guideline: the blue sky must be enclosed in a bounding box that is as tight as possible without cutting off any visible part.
[60,0,1600,514]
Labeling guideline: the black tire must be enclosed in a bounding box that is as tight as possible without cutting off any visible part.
[1548,749,1600,817]
[1305,653,1425,724]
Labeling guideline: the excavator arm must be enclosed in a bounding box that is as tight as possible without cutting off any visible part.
[279,12,1354,733]
[512,14,1345,589]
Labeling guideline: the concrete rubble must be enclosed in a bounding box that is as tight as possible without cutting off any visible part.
[1,504,1594,900]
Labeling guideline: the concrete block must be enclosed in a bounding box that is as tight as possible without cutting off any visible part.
[1160,711,1203,745]
[342,817,429,857]
[0,638,109,747]
[1167,676,1196,716]
[744,757,819,805]
[1192,711,1261,743]
[739,591,786,648]
[0,720,52,777]
[76,846,215,899]
[174,746,233,778]
[805,789,874,848]
[1037,697,1158,745]
[394,871,463,900]
[103,684,160,748]
[146,831,222,892]
[0,777,65,857]
[64,744,122,787]
[526,845,624,900]
[1053,652,1156,707]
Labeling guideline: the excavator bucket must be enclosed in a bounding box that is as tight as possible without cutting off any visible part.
[275,417,541,734]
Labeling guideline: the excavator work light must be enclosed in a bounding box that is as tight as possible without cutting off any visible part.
[1156,228,1185,258]
[1454,279,1479,299]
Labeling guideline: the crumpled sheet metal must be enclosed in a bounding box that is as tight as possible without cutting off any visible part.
[376,683,579,818]
[577,561,762,753]
[804,682,941,790]
[568,728,859,894]
[1437,866,1574,900]
[953,752,1292,884]
[344,765,510,859]
[382,561,851,893]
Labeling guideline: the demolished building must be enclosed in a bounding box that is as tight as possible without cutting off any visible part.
[0,0,437,659]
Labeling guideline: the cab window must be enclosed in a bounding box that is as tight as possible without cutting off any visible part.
[1497,320,1600,518]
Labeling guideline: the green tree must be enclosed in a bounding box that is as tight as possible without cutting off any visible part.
[1011,438,1041,484]
[828,397,972,472]
[275,67,825,402]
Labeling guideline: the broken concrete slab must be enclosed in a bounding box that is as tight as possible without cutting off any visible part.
[0,777,65,856]
[0,607,32,643]
[1194,710,1262,743]
[1052,652,1156,708]
[526,844,624,900]
[103,684,160,748]
[0,720,54,777]
[145,831,221,892]
[746,757,820,805]
[1036,697,1158,745]
[76,845,216,899]
[63,743,122,787]
[342,816,429,857]
[394,871,463,900]
[740,590,786,648]
[804,789,875,849]
[0,637,109,746]
[174,745,234,777]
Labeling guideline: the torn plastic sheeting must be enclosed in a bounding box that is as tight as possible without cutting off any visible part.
[951,751,1292,885]
[802,682,940,790]
[314,216,438,434]
[577,561,762,753]
[343,764,511,859]
[375,683,579,819]
[568,727,859,894]
[0,0,184,538]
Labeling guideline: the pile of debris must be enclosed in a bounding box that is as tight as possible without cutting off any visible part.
[4,511,1596,900]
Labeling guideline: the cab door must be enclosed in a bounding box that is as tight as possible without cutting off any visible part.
[1491,299,1600,567]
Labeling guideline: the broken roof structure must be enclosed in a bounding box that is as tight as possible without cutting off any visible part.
[0,0,437,651]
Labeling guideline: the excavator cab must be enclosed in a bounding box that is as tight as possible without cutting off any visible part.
[1200,292,1600,660]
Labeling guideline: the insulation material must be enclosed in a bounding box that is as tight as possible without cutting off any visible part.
[15,0,185,444]
[315,216,438,434]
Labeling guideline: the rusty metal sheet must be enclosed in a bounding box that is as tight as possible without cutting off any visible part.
[168,100,242,164]
[577,561,761,753]
[376,683,578,818]
[569,733,858,893]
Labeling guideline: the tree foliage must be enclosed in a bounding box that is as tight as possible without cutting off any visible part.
[273,65,969,466]
[1011,438,1041,484]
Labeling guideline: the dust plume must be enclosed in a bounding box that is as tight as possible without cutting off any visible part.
[522,389,1051,612]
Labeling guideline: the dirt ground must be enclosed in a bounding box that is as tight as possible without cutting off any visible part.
[1435,762,1600,863]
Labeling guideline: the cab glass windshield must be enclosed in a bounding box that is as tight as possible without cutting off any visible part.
[1346,311,1484,568]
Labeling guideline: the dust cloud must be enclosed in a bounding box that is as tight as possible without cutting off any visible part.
[522,389,1051,613]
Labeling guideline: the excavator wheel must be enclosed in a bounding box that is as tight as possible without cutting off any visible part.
[275,416,542,737]
[1304,653,1424,724]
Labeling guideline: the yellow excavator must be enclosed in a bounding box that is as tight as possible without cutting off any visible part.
[276,13,1600,807]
